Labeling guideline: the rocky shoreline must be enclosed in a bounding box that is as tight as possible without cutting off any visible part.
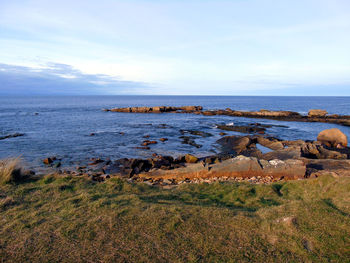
[39,123,350,186]
[104,105,350,127]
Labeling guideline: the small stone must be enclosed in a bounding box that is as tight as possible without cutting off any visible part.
[133,146,150,150]
[43,158,53,165]
[185,154,198,163]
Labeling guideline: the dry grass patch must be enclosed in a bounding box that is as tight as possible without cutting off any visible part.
[0,157,24,184]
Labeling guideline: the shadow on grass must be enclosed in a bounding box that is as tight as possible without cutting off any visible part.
[138,192,280,212]
[271,184,283,196]
[322,198,350,217]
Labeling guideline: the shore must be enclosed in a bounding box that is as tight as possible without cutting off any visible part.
[22,106,348,186]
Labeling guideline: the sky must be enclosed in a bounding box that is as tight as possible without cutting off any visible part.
[0,0,350,95]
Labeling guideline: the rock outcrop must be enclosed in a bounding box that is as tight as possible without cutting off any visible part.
[107,106,203,113]
[105,106,350,127]
[137,156,306,181]
[308,109,328,117]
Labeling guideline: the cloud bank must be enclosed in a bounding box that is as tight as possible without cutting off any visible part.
[0,63,150,95]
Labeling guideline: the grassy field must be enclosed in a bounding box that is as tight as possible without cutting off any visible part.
[1,160,350,262]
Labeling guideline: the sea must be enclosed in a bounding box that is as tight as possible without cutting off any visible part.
[1,96,349,169]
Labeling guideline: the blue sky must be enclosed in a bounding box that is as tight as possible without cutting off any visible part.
[0,0,350,95]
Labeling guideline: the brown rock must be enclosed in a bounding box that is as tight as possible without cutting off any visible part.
[317,146,347,159]
[202,111,217,116]
[216,136,251,154]
[179,106,203,111]
[305,159,350,177]
[142,140,158,146]
[88,158,104,165]
[282,140,305,147]
[43,158,53,165]
[110,107,131,112]
[131,107,152,113]
[317,128,348,148]
[255,110,301,117]
[133,146,150,150]
[152,106,166,112]
[257,137,284,150]
[185,154,198,163]
[308,109,328,117]
[262,147,301,160]
[159,138,168,142]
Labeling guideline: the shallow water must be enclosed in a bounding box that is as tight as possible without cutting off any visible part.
[0,96,349,168]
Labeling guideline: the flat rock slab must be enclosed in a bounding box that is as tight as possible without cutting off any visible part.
[138,156,306,181]
[305,159,350,176]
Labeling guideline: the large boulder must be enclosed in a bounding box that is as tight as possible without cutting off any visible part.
[216,136,251,154]
[308,109,328,117]
[317,128,348,148]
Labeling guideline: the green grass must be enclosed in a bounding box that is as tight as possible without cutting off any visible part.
[1,173,350,262]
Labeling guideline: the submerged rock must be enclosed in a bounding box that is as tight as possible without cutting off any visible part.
[217,124,266,134]
[142,140,158,146]
[180,129,213,137]
[0,133,25,140]
[179,136,202,148]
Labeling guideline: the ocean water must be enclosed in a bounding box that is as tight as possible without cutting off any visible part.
[1,96,349,168]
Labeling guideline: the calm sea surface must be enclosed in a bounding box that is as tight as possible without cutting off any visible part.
[1,96,349,168]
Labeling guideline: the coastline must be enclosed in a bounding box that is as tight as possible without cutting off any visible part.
[18,106,349,186]
[105,105,350,127]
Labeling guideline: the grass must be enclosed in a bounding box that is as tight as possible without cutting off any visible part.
[0,172,350,262]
